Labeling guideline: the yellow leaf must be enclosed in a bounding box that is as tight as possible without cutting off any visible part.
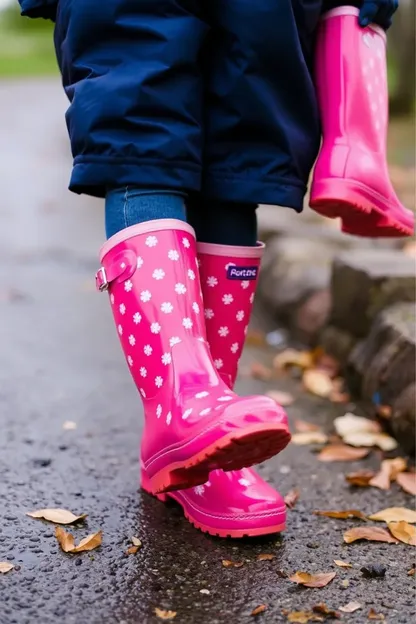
[154,608,177,620]
[318,444,369,462]
[72,531,102,553]
[303,369,333,398]
[131,536,142,547]
[55,526,76,552]
[292,432,328,445]
[273,349,314,372]
[265,390,294,407]
[251,605,267,616]
[345,470,375,487]
[222,559,244,568]
[27,508,87,525]
[289,571,336,588]
[0,562,14,574]
[257,554,275,561]
[368,608,385,620]
[126,546,140,555]
[339,601,361,613]
[343,526,399,544]
[334,559,352,568]
[285,611,323,623]
[314,509,367,520]
[369,507,416,524]
[55,526,102,553]
[388,521,416,546]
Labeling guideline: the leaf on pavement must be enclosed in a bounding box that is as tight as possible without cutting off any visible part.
[251,604,267,616]
[245,329,266,347]
[314,509,367,520]
[273,349,314,372]
[345,470,375,487]
[343,526,399,544]
[334,559,352,568]
[55,526,102,553]
[222,559,244,568]
[292,432,328,446]
[408,567,415,575]
[303,369,334,398]
[388,521,416,546]
[342,432,397,451]
[396,472,416,496]
[295,420,322,433]
[368,608,385,620]
[284,611,324,623]
[289,571,336,588]
[266,390,294,407]
[257,554,275,561]
[318,444,369,462]
[250,362,272,381]
[334,413,381,438]
[339,601,361,613]
[131,536,142,547]
[369,507,416,524]
[0,562,14,574]
[27,508,87,525]
[154,608,177,620]
[126,546,140,555]
[312,603,340,618]
[370,458,407,491]
[284,488,300,509]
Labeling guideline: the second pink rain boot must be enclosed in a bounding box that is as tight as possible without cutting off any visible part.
[310,7,414,238]
[142,242,287,537]
[97,220,290,494]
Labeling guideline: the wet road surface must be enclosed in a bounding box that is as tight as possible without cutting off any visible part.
[0,80,415,624]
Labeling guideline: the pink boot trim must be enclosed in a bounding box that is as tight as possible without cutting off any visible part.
[310,8,414,238]
[97,221,290,494]
[141,241,287,536]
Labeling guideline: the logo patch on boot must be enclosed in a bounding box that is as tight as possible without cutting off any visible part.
[227,266,258,280]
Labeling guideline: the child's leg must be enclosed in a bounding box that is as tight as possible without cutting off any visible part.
[187,200,258,247]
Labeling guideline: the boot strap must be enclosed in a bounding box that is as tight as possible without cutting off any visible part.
[95,250,137,292]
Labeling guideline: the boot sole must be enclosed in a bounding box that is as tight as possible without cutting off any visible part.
[147,423,291,495]
[310,178,414,238]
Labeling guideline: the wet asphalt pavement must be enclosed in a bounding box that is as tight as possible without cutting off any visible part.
[0,80,415,624]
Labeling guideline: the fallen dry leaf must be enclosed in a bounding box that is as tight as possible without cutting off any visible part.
[346,470,376,487]
[343,526,399,544]
[342,432,398,451]
[55,526,102,553]
[154,608,177,620]
[369,507,416,524]
[289,571,336,588]
[284,488,300,509]
[295,420,322,433]
[266,390,294,407]
[245,329,266,347]
[273,349,314,372]
[126,546,140,555]
[0,562,14,574]
[396,472,416,496]
[372,434,398,452]
[250,361,273,381]
[369,457,407,491]
[318,444,369,462]
[303,369,334,398]
[251,605,267,616]
[292,431,328,446]
[257,554,275,561]
[131,536,142,547]
[312,603,340,618]
[368,608,385,620]
[27,508,87,525]
[222,559,244,568]
[339,601,361,613]
[285,610,324,623]
[314,509,367,520]
[63,420,77,430]
[408,567,415,575]
[334,413,381,438]
[388,521,416,546]
[334,559,352,568]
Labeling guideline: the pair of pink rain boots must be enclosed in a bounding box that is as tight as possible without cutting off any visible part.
[310,7,414,237]
[97,220,289,538]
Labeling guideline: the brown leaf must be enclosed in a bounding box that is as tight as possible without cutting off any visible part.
[284,488,300,509]
[318,444,369,462]
[343,526,399,544]
[396,472,416,496]
[250,362,272,381]
[368,608,385,620]
[266,390,294,407]
[126,545,140,555]
[27,508,87,525]
[312,603,340,618]
[408,567,415,575]
[388,521,416,546]
[339,602,361,613]
[289,571,336,588]
[222,559,244,568]
[273,349,314,372]
[334,559,352,568]
[55,526,102,553]
[314,509,367,520]
[245,329,266,347]
[303,369,334,398]
[292,432,328,446]
[369,507,416,524]
[131,536,142,547]
[295,420,321,433]
[251,605,267,616]
[154,608,177,620]
[257,554,275,561]
[285,611,324,623]
[346,470,375,487]
[0,562,14,574]
[369,457,407,491]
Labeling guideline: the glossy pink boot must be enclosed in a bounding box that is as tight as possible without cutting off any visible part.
[142,242,287,537]
[97,220,290,494]
[310,7,414,238]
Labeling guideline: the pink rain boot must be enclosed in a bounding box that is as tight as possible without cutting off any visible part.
[96,220,290,494]
[310,7,414,238]
[142,242,287,537]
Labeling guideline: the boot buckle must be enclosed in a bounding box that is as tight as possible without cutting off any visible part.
[96,267,109,292]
